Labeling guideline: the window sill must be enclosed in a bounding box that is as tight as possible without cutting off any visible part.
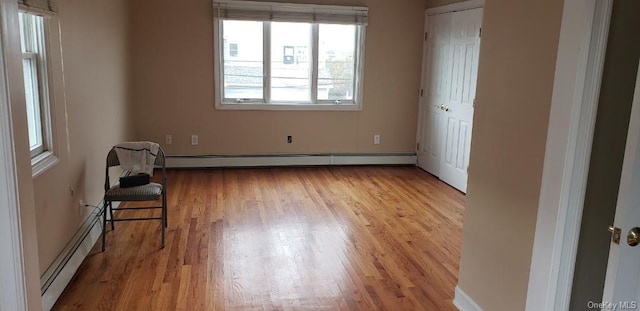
[215,102,362,111]
[32,151,58,178]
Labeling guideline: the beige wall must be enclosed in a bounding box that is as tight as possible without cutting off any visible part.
[129,0,426,155]
[457,0,563,310]
[33,0,132,273]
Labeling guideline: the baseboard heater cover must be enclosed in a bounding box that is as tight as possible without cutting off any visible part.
[40,202,116,311]
[166,153,417,168]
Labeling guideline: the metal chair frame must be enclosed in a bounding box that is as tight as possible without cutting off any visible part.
[102,147,167,251]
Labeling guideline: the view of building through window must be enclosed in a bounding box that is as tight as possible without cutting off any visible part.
[318,24,356,101]
[223,20,264,100]
[222,20,358,104]
[271,22,311,102]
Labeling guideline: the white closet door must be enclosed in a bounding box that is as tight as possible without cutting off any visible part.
[438,8,482,193]
[417,12,452,175]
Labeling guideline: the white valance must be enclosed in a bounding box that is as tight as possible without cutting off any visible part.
[18,0,57,16]
[213,0,368,25]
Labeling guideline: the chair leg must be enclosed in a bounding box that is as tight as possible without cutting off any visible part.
[161,219,166,248]
[102,200,108,252]
[163,192,168,228]
[109,201,115,230]
[161,194,166,248]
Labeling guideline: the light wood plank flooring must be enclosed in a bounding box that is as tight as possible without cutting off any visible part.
[53,166,465,310]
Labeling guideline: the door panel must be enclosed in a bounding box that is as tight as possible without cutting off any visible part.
[462,44,475,103]
[444,117,456,165]
[417,13,452,174]
[438,8,482,193]
[442,118,470,172]
[456,121,469,169]
[428,109,442,158]
[431,45,448,98]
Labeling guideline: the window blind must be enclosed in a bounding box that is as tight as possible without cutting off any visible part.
[18,0,57,16]
[213,0,368,25]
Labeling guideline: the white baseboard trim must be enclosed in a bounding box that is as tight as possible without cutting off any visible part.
[166,153,417,168]
[40,202,116,311]
[453,286,483,311]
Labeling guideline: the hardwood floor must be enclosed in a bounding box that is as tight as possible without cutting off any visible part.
[53,166,465,310]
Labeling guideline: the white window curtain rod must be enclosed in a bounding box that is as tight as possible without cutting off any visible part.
[18,0,57,16]
[213,0,368,25]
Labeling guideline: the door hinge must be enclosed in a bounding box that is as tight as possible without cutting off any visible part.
[417,142,420,150]
[473,99,477,107]
[466,166,469,173]
[424,32,428,41]
[479,28,482,38]
[420,89,424,97]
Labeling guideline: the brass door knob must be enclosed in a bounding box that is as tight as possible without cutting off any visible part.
[444,106,450,112]
[627,227,640,246]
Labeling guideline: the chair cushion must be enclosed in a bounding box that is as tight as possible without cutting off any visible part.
[105,182,163,201]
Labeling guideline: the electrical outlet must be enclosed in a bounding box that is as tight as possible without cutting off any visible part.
[374,134,381,145]
[191,135,198,145]
[165,134,173,145]
[287,135,292,144]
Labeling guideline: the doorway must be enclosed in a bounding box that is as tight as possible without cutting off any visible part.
[569,0,640,308]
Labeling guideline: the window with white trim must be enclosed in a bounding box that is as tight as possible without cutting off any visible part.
[19,12,52,159]
[213,0,368,110]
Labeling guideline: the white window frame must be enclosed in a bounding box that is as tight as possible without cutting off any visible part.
[19,11,58,177]
[212,0,367,111]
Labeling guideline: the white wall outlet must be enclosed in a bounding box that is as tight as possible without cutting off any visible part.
[374,134,381,145]
[165,134,173,145]
[191,135,198,145]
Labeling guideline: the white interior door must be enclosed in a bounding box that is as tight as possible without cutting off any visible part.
[602,63,640,308]
[438,8,482,193]
[417,12,452,175]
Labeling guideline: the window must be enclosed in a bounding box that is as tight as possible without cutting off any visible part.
[19,12,52,159]
[19,10,59,177]
[213,1,368,110]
